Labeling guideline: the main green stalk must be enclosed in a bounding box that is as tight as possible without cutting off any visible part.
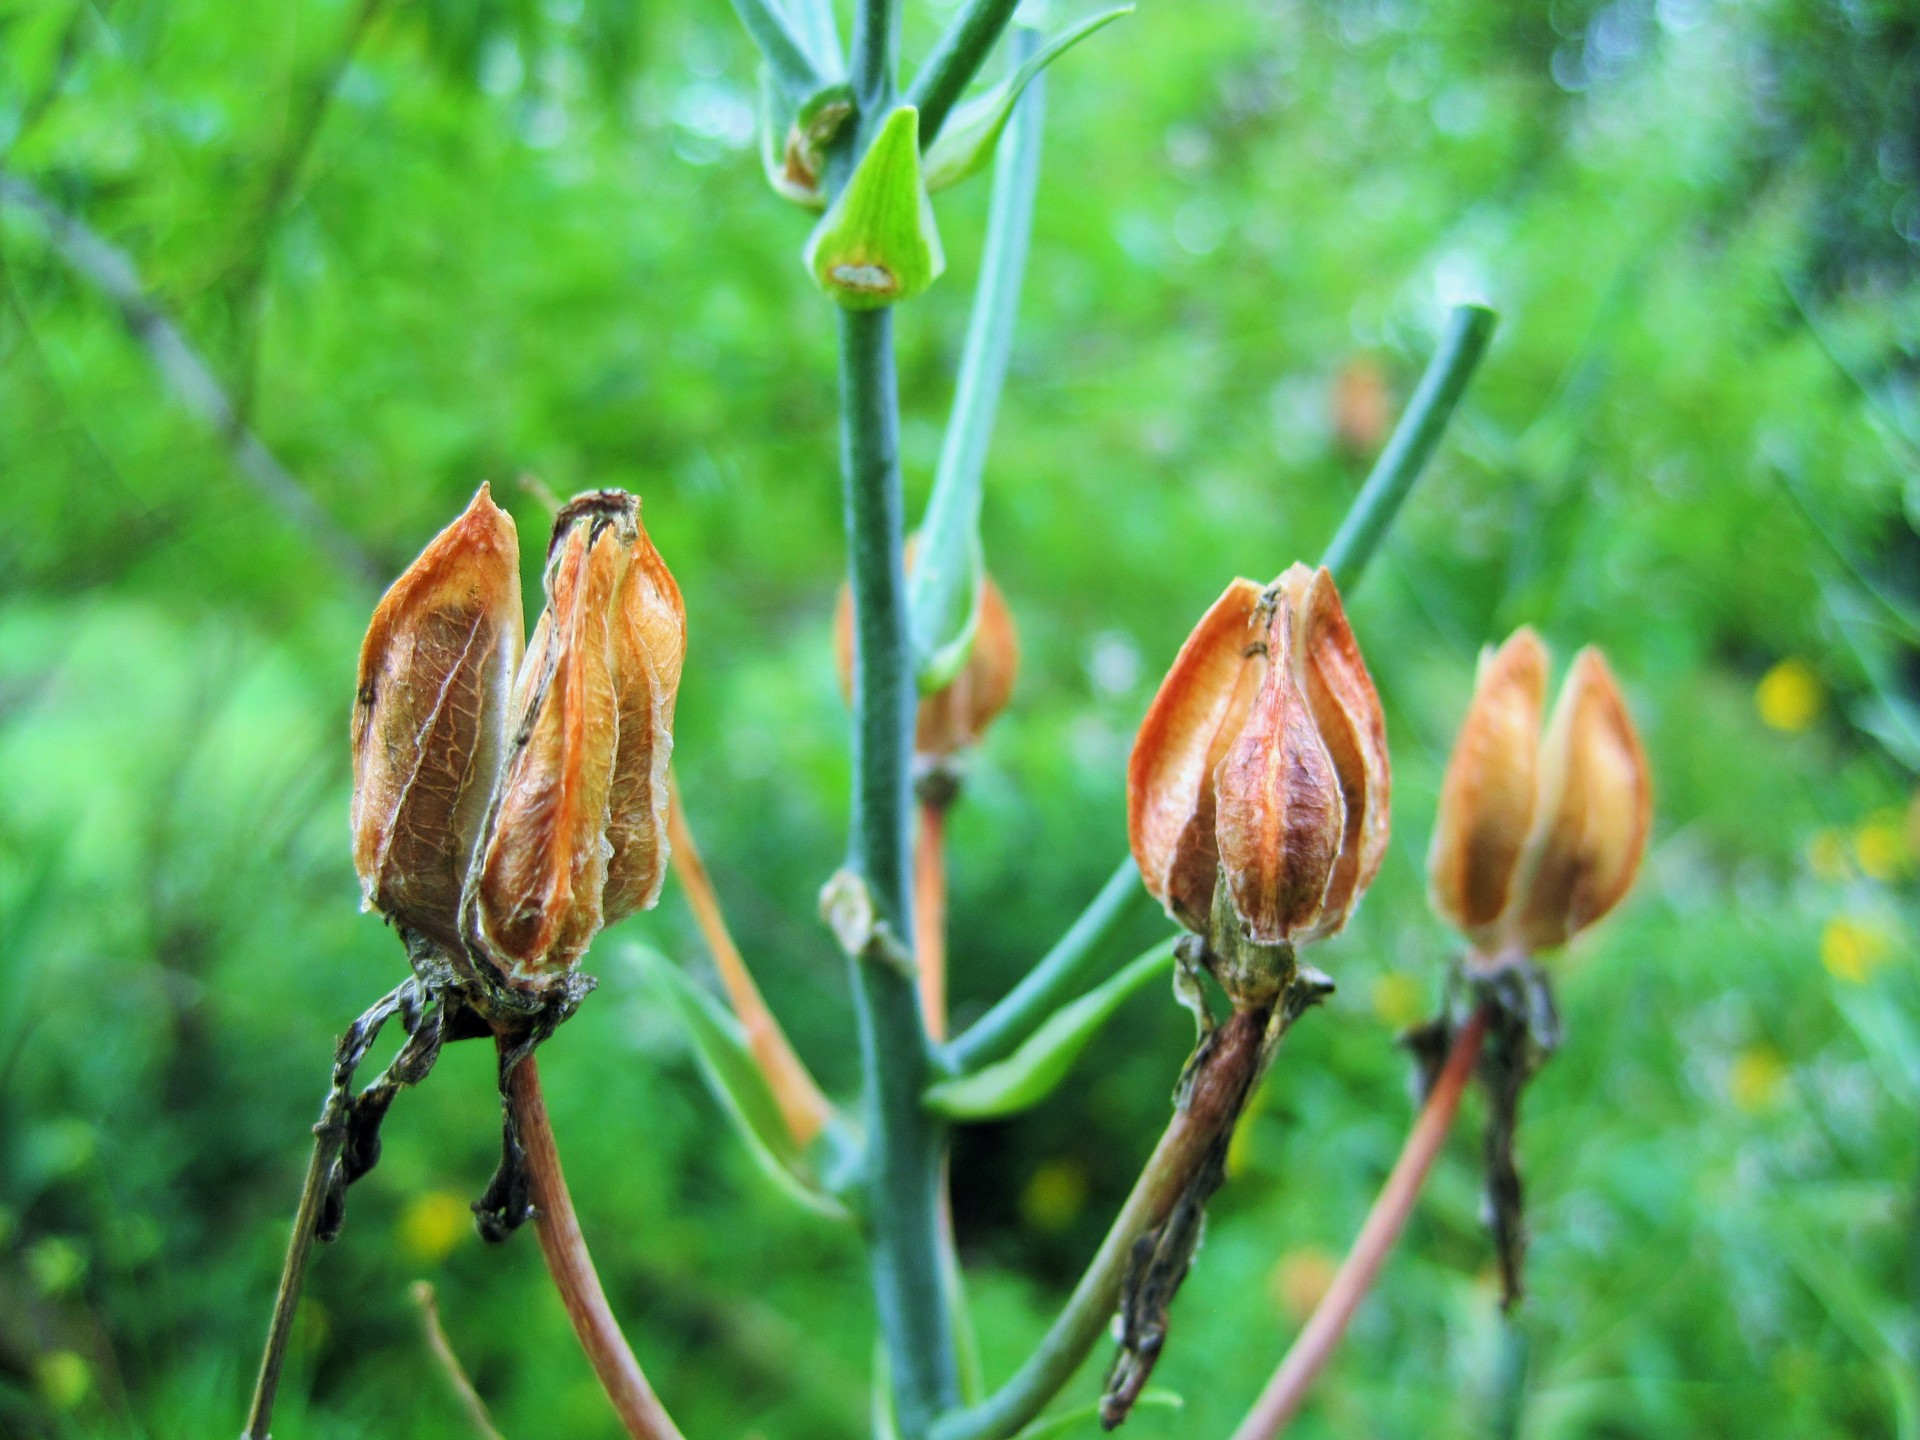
[838,306,961,1437]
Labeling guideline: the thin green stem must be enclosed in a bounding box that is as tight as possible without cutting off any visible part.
[727,0,824,101]
[839,302,961,1437]
[905,0,1022,146]
[1320,302,1498,591]
[908,25,1045,684]
[243,1125,341,1439]
[944,857,1153,1073]
[850,0,899,131]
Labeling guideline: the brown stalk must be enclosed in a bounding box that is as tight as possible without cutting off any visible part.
[506,1050,687,1440]
[664,783,832,1146]
[1230,1006,1489,1440]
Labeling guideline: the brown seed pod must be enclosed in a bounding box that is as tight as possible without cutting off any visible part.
[351,484,523,952]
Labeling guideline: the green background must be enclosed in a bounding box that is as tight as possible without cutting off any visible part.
[1,0,1917,1435]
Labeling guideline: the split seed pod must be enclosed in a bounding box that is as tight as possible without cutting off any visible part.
[1428,630,1651,956]
[468,491,687,985]
[351,484,523,953]
[833,561,1019,763]
[1129,563,1390,953]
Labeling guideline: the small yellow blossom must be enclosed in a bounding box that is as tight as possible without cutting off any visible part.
[1371,972,1426,1030]
[1855,815,1909,882]
[399,1191,471,1264]
[1019,1159,1089,1235]
[36,1351,91,1411]
[1805,829,1851,882]
[1821,916,1893,984]
[1756,659,1822,733]
[1729,1047,1787,1113]
[1269,1247,1340,1323]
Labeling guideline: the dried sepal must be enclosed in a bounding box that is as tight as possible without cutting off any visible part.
[1285,565,1391,941]
[1427,628,1548,944]
[1126,579,1266,929]
[1213,583,1348,944]
[602,503,688,925]
[470,509,627,981]
[351,484,523,951]
[1508,648,1651,952]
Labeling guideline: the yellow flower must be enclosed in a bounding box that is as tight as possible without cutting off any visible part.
[1728,1047,1787,1113]
[1268,1247,1340,1323]
[1019,1159,1089,1235]
[35,1351,90,1411]
[1821,916,1892,984]
[399,1191,471,1263]
[1804,829,1851,882]
[1370,973,1426,1030]
[1756,659,1822,732]
[1855,815,1909,882]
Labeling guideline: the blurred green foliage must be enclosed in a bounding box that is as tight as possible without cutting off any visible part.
[1,0,1917,1436]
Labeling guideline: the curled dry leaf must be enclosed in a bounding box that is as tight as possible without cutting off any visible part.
[351,484,523,952]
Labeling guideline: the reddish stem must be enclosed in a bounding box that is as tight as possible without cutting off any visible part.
[1230,1006,1490,1440]
[914,800,949,1040]
[508,1053,688,1440]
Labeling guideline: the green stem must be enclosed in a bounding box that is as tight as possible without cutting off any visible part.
[906,0,1022,146]
[944,857,1153,1073]
[908,25,1045,685]
[851,0,899,128]
[839,303,961,1437]
[727,0,824,101]
[1319,302,1498,591]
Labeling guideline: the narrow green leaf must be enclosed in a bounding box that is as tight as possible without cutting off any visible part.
[640,949,851,1220]
[1010,1391,1182,1439]
[923,8,1131,193]
[804,106,945,309]
[926,941,1174,1120]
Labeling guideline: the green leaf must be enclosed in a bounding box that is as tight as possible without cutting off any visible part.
[804,106,945,309]
[926,941,1175,1120]
[1010,1391,1182,1439]
[922,8,1132,193]
[639,949,851,1220]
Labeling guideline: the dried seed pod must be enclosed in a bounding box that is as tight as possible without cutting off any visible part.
[1129,564,1390,964]
[1428,634,1651,956]
[351,484,523,952]
[833,559,1020,763]
[468,492,684,981]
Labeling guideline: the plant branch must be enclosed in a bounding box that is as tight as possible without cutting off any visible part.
[1319,303,1498,591]
[905,0,1022,147]
[944,857,1155,1073]
[915,799,951,1040]
[930,1000,1282,1440]
[666,782,834,1146]
[243,1116,343,1439]
[506,1051,688,1440]
[0,172,383,587]
[907,24,1045,682]
[411,1281,509,1440]
[727,0,826,101]
[1229,1006,1489,1440]
[839,301,961,1437]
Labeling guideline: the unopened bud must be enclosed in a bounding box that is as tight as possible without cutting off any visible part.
[762,81,855,209]
[1129,564,1389,992]
[833,552,1019,764]
[470,492,687,982]
[804,105,945,308]
[1428,632,1651,955]
[351,484,523,952]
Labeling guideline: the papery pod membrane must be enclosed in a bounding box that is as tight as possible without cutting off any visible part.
[832,556,1019,761]
[1213,586,1347,945]
[1126,579,1266,931]
[471,512,627,982]
[1283,565,1390,941]
[1508,648,1651,952]
[1427,628,1548,944]
[602,500,688,924]
[350,484,523,952]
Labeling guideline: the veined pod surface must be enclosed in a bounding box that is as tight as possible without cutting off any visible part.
[351,484,524,952]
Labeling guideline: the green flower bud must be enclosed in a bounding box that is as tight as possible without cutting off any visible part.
[803,105,945,309]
